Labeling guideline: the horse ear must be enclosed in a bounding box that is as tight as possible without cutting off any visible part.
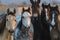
[22,7,25,14]
[55,5,59,11]
[48,3,51,8]
[37,0,40,4]
[42,3,44,7]
[28,7,30,11]
[14,8,16,13]
[48,3,50,6]
[22,7,24,11]
[30,0,34,4]
[7,8,9,13]
[55,5,58,9]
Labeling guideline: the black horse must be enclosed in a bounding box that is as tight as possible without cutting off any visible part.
[0,13,7,34]
[41,3,51,40]
[30,0,42,40]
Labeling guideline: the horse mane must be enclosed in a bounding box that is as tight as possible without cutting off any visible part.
[17,18,22,29]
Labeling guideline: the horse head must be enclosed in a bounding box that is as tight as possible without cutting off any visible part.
[6,8,16,33]
[17,7,31,30]
[30,0,40,14]
[49,5,59,30]
[41,3,51,21]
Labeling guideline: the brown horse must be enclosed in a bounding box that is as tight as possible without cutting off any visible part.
[6,8,16,40]
[30,0,41,40]
[41,3,51,40]
[30,0,40,15]
[50,5,60,40]
[6,8,16,33]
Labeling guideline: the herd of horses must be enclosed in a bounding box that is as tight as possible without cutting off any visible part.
[0,0,60,40]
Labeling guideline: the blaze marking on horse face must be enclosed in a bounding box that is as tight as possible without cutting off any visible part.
[45,8,49,21]
[51,11,55,26]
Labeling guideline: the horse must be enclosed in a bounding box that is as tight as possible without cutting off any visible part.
[6,8,16,40]
[30,0,40,14]
[49,5,60,40]
[30,0,42,40]
[6,8,16,33]
[41,3,51,40]
[58,12,60,40]
[0,13,7,34]
[0,13,8,40]
[14,7,34,40]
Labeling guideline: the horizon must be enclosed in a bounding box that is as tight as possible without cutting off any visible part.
[0,0,60,5]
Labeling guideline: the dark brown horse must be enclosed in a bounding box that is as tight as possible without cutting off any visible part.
[30,0,42,40]
[41,3,51,40]
[0,13,7,34]
[49,5,60,40]
[30,0,40,15]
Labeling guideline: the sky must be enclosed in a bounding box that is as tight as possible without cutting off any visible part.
[1,0,60,4]
[1,0,31,4]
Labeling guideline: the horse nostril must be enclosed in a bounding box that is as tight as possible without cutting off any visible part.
[15,20,16,21]
[8,30,14,33]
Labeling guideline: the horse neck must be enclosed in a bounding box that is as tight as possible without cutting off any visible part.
[18,13,31,29]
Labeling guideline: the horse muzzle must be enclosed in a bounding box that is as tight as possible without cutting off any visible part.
[8,29,14,33]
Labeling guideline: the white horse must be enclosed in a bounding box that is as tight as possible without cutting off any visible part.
[14,7,34,40]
